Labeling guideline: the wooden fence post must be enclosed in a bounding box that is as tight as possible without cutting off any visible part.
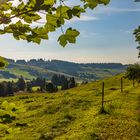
[133,79,135,87]
[101,82,105,112]
[121,77,123,93]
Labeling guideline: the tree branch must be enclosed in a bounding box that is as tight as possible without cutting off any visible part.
[0,9,34,24]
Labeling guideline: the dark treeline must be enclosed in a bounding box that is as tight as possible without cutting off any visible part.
[0,75,76,97]
[51,74,76,90]
[0,71,17,79]
[0,81,15,96]
[0,76,26,97]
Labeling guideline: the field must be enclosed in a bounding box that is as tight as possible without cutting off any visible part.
[0,74,139,140]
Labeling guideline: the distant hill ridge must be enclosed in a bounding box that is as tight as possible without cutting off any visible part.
[5,58,125,68]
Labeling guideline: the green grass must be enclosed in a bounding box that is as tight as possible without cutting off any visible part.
[5,68,36,79]
[32,86,40,92]
[0,74,139,140]
[57,86,62,90]
[0,78,18,82]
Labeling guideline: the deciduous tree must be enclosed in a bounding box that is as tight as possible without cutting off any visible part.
[125,63,140,86]
[134,0,140,57]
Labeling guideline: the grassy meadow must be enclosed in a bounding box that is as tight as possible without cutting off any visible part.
[0,74,139,140]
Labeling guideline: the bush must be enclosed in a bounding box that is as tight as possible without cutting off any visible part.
[46,83,58,93]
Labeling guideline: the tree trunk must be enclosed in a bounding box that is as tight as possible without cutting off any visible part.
[133,79,135,87]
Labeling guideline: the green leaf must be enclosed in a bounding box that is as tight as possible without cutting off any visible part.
[0,57,8,68]
[56,6,71,19]
[0,2,12,11]
[32,37,41,44]
[46,14,58,27]
[58,34,67,47]
[58,28,80,47]
[84,0,98,9]
[27,0,36,7]
[72,6,85,17]
[66,28,80,37]
[44,0,55,6]
[99,0,110,5]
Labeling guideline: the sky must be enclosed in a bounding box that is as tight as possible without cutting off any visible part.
[0,0,140,64]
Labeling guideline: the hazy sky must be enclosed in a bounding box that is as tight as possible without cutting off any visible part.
[0,0,140,64]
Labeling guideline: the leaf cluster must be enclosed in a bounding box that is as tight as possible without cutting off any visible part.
[134,0,140,57]
[0,57,8,69]
[0,0,110,46]
[134,26,140,58]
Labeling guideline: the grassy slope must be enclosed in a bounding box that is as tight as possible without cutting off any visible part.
[0,61,125,81]
[4,65,81,81]
[5,68,36,79]
[0,74,139,140]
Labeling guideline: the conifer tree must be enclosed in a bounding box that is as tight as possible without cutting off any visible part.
[17,76,26,91]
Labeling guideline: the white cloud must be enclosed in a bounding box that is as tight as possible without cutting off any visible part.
[66,15,99,24]
[95,7,140,14]
[31,14,99,26]
[80,30,99,39]
[72,15,99,21]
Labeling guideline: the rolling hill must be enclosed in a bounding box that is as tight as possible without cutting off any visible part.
[0,74,139,139]
[0,58,127,82]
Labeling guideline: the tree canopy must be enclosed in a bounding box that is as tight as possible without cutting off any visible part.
[134,0,140,58]
[125,63,140,85]
[0,0,110,67]
[134,26,140,58]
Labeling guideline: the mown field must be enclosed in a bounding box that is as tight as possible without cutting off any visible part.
[0,74,139,140]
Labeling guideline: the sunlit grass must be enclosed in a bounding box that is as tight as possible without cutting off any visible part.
[0,74,139,139]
